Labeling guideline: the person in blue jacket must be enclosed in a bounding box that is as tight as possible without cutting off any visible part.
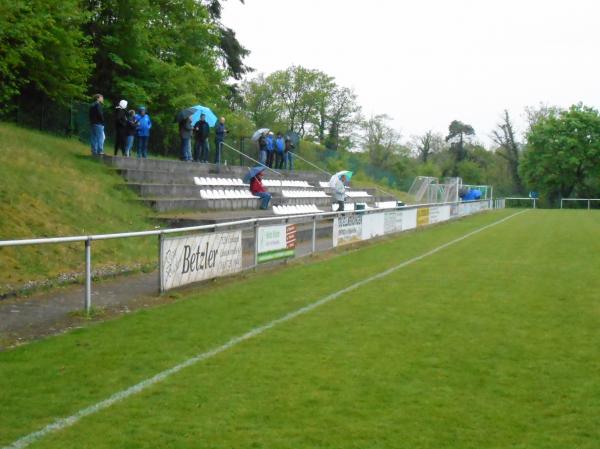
[135,106,152,158]
[265,131,275,168]
[274,132,285,169]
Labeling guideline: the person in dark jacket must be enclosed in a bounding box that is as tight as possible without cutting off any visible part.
[114,99,129,156]
[179,117,193,161]
[193,114,210,163]
[284,137,295,170]
[249,170,271,210]
[258,133,268,165]
[88,94,105,155]
[125,110,138,157]
[214,116,227,164]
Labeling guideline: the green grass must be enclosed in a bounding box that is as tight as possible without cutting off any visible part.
[0,123,157,292]
[1,209,600,448]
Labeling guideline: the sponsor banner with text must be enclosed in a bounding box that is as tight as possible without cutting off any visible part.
[333,214,363,247]
[161,231,242,291]
[257,224,297,263]
[384,210,403,234]
[417,207,430,227]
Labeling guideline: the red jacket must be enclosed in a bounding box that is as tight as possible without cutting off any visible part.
[250,177,266,194]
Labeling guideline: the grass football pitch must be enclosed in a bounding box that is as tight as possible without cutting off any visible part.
[1,209,600,449]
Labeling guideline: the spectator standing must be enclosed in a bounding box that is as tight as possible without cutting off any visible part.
[333,174,348,212]
[135,106,152,158]
[125,110,138,157]
[179,117,193,161]
[193,114,210,162]
[284,137,295,170]
[250,170,272,210]
[274,132,285,169]
[214,116,227,164]
[258,132,268,165]
[88,94,105,155]
[114,99,128,156]
[265,131,275,168]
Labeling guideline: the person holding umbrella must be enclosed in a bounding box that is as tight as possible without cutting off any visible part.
[245,166,271,210]
[330,170,352,212]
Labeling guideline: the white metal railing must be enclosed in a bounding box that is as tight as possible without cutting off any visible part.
[1,199,496,312]
[560,198,600,210]
[505,197,537,208]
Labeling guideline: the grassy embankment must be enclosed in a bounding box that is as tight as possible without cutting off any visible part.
[0,123,157,295]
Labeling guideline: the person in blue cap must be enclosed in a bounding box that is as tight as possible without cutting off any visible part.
[135,106,152,158]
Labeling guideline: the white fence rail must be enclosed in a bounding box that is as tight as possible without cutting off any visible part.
[0,200,498,312]
[560,198,600,210]
[505,197,537,208]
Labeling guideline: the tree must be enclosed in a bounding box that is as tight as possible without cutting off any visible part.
[360,114,402,168]
[520,104,600,202]
[239,74,281,128]
[0,0,93,107]
[267,66,325,137]
[410,131,446,163]
[324,87,361,151]
[84,0,229,153]
[446,120,475,162]
[491,110,523,193]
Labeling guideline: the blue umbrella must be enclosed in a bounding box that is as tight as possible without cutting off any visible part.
[243,165,266,184]
[189,105,218,127]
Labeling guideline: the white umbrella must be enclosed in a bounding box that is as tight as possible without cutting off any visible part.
[251,128,270,141]
[329,170,353,188]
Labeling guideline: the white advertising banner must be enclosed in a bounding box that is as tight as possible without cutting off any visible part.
[333,214,362,247]
[432,205,451,223]
[361,213,385,240]
[402,208,417,231]
[160,231,242,291]
[384,210,403,234]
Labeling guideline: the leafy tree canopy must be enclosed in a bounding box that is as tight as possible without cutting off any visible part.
[520,104,600,201]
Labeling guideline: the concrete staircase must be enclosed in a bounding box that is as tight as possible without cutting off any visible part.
[103,156,396,214]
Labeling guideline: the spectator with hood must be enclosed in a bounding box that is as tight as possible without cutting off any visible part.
[265,131,275,168]
[250,170,271,210]
[114,99,129,156]
[135,106,152,158]
[274,132,285,169]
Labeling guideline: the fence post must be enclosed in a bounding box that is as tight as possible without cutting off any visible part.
[253,220,259,268]
[158,233,164,294]
[311,215,317,254]
[84,238,92,313]
[560,199,563,209]
[588,199,591,210]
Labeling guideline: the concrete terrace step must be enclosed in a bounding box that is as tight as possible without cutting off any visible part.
[103,155,328,183]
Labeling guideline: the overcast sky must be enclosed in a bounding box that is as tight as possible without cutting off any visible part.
[222,0,600,147]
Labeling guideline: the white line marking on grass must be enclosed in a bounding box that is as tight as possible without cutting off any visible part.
[3,210,527,449]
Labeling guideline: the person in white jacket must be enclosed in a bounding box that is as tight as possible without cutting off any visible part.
[333,174,348,211]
